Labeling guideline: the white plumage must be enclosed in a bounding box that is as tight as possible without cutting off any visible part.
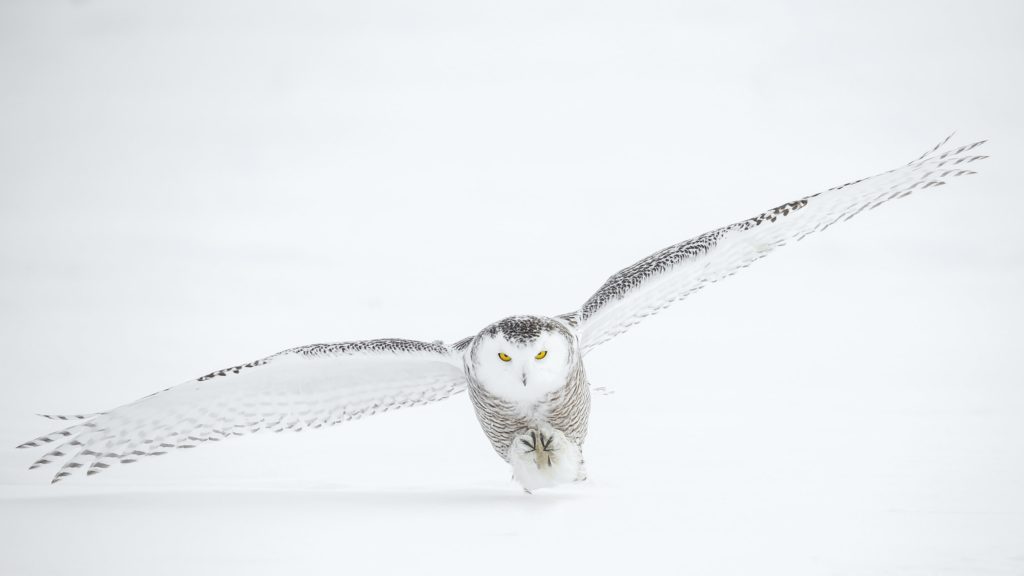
[19,135,988,491]
[22,341,466,482]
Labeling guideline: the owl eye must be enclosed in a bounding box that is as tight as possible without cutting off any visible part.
[498,352,512,362]
[535,350,547,360]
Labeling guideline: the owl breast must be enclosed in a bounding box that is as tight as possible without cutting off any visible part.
[467,359,591,462]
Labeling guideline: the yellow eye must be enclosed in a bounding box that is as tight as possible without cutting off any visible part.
[535,350,547,360]
[498,352,512,362]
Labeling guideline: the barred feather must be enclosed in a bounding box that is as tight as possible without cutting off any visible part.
[574,135,988,353]
[19,339,468,483]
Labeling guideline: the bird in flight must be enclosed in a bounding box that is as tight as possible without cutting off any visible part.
[18,135,988,491]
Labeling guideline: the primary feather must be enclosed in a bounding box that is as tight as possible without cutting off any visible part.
[18,339,468,483]
[571,135,987,354]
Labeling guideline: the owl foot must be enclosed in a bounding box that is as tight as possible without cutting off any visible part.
[517,429,558,469]
[508,425,582,492]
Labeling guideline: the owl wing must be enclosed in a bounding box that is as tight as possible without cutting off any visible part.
[18,339,468,483]
[569,135,988,355]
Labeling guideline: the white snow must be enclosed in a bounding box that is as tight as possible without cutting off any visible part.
[2,1,1023,575]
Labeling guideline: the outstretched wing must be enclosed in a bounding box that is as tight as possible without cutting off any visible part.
[570,135,988,355]
[18,339,468,483]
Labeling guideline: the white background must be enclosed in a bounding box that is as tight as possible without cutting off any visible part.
[1,1,1022,574]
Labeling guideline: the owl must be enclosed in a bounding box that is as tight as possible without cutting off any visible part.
[18,135,987,492]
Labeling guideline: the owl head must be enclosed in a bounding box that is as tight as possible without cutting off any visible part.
[469,315,578,403]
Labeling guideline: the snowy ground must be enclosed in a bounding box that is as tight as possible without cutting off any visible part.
[2,1,1023,574]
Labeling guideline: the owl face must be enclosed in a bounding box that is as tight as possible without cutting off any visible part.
[470,316,577,403]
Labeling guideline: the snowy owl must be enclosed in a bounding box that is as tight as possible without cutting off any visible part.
[19,135,987,492]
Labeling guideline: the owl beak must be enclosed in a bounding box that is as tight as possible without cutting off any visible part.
[521,373,527,387]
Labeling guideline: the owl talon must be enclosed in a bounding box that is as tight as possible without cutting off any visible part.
[508,426,583,491]
[513,428,560,469]
[519,431,538,453]
[538,431,556,452]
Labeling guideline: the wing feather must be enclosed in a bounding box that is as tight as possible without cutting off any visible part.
[573,136,987,354]
[19,338,468,483]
